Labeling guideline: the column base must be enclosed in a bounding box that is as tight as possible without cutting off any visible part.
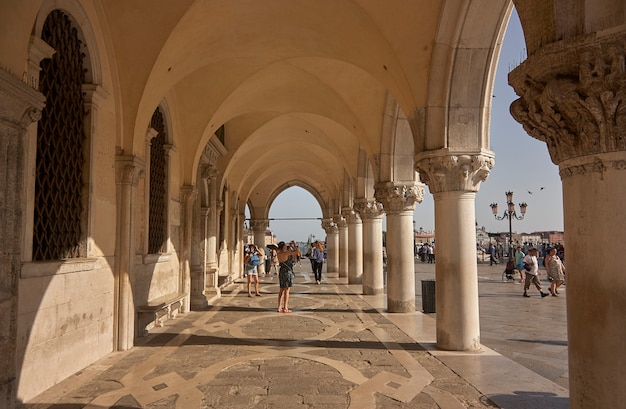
[387,299,415,313]
[363,286,384,295]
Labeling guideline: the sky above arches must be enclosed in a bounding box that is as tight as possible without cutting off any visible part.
[257,9,563,243]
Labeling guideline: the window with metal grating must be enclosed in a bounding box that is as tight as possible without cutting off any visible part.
[148,108,168,254]
[33,10,86,261]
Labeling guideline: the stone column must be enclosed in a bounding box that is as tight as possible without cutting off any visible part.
[0,69,45,409]
[115,155,145,350]
[354,199,385,294]
[417,152,493,351]
[336,214,348,278]
[346,208,363,284]
[250,218,269,274]
[179,185,198,313]
[190,207,210,309]
[375,182,423,312]
[322,218,338,273]
[509,34,626,409]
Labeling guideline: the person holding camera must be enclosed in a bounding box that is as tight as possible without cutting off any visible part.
[276,241,299,312]
[244,244,262,297]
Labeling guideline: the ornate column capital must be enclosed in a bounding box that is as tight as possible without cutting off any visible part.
[342,207,361,224]
[0,69,45,129]
[333,214,348,229]
[509,33,626,164]
[322,218,338,234]
[374,182,424,214]
[115,155,145,186]
[415,149,494,194]
[353,199,384,220]
[249,218,269,232]
[200,164,218,180]
[180,185,199,204]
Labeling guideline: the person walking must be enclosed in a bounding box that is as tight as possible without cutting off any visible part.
[276,241,299,312]
[514,246,525,283]
[312,241,325,284]
[522,248,549,298]
[244,244,262,297]
[488,243,498,265]
[546,247,566,296]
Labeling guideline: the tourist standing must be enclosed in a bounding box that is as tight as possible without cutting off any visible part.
[276,241,299,312]
[546,248,566,296]
[312,241,325,284]
[244,244,262,297]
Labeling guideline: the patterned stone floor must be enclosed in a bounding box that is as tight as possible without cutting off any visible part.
[21,262,569,409]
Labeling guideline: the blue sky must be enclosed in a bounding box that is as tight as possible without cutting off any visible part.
[259,10,564,243]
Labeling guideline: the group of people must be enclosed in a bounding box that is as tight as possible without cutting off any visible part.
[244,240,325,313]
[417,243,435,263]
[505,246,566,298]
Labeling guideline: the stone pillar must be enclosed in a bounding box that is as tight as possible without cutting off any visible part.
[0,69,45,409]
[354,199,385,294]
[179,185,198,313]
[336,214,348,278]
[346,208,363,284]
[115,155,145,350]
[190,207,210,309]
[509,34,626,409]
[250,218,269,274]
[417,152,493,350]
[322,218,338,273]
[375,182,422,312]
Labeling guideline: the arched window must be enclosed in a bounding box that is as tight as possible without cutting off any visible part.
[33,9,87,260]
[148,108,168,254]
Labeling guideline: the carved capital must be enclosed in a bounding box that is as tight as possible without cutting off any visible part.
[180,185,199,204]
[201,164,218,180]
[341,208,361,224]
[333,214,348,229]
[509,33,626,164]
[249,218,269,231]
[374,182,423,214]
[415,150,494,194]
[353,199,384,219]
[322,218,338,234]
[0,69,45,130]
[115,155,145,186]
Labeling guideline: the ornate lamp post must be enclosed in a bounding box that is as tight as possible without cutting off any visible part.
[490,191,528,256]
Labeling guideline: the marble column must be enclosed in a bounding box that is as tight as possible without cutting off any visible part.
[250,219,269,274]
[115,155,145,350]
[354,199,385,295]
[509,34,626,409]
[0,69,45,409]
[336,214,348,278]
[417,152,493,351]
[346,208,363,284]
[375,182,422,312]
[179,185,198,313]
[322,219,338,273]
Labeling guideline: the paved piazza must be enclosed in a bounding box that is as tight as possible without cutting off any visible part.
[22,262,568,409]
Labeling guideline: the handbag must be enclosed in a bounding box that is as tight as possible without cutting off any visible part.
[523,263,532,271]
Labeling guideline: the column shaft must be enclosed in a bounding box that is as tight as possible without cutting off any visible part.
[337,217,348,278]
[385,210,416,312]
[362,216,384,294]
[562,153,626,408]
[434,191,480,350]
[347,212,363,284]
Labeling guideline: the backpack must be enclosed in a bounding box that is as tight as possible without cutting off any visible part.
[249,254,261,266]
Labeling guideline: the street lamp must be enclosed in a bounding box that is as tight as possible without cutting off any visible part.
[490,191,528,257]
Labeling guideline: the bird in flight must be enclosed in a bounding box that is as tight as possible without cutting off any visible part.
[527,187,546,195]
